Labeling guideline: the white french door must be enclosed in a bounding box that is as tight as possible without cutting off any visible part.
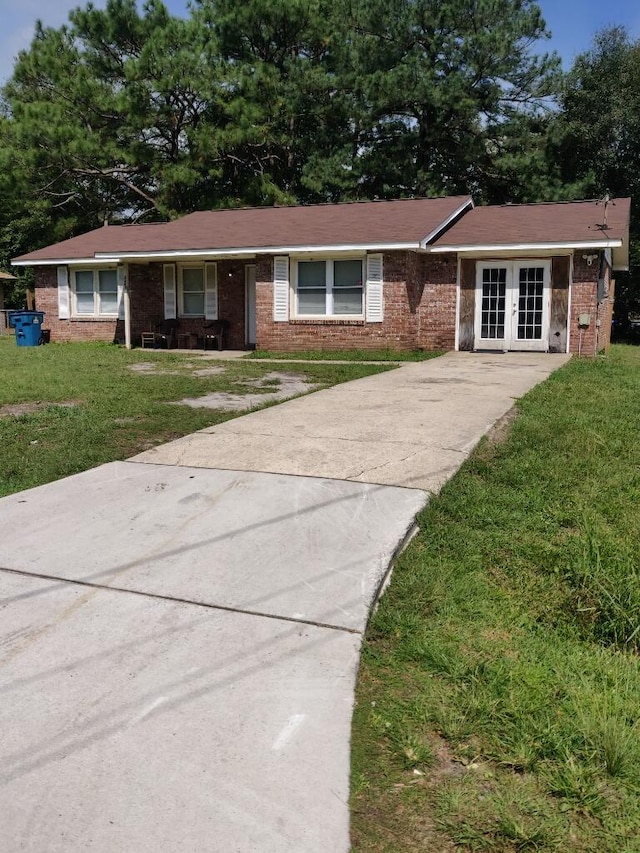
[474,261,551,352]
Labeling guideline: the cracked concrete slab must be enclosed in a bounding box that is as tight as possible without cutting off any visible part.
[133,351,571,491]
[0,462,425,633]
[0,570,359,852]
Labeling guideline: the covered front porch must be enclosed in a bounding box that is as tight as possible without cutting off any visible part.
[122,258,257,351]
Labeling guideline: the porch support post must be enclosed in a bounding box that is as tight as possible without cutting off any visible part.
[124,264,132,350]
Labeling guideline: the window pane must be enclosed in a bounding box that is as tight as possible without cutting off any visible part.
[183,292,205,316]
[75,270,94,314]
[334,260,362,288]
[298,289,326,315]
[298,261,326,288]
[334,288,363,314]
[181,267,204,315]
[75,271,94,293]
[183,268,204,292]
[98,269,118,314]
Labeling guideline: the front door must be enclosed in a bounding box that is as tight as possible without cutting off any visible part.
[245,265,257,348]
[475,261,551,352]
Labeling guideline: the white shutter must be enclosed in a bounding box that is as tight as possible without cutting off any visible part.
[365,254,384,322]
[163,263,177,319]
[205,262,218,319]
[117,265,125,320]
[273,256,289,321]
[57,265,70,319]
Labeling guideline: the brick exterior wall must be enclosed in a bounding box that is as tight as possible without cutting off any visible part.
[34,266,122,343]
[255,251,458,352]
[569,253,608,355]
[32,249,608,355]
[35,261,247,348]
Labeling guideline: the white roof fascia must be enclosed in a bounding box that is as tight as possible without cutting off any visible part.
[12,258,103,267]
[95,242,420,261]
[430,239,623,254]
[419,197,474,248]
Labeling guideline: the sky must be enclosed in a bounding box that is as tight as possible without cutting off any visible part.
[0,0,639,85]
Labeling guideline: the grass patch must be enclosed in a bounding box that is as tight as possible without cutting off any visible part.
[351,345,640,852]
[0,339,391,497]
[245,348,442,362]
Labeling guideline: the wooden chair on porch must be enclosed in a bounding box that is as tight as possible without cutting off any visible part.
[140,319,179,349]
[202,319,228,351]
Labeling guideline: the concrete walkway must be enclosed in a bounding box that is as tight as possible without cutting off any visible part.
[0,351,570,852]
[134,352,570,492]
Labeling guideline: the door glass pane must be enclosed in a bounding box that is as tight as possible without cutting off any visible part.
[75,270,95,315]
[480,268,506,339]
[98,269,118,314]
[517,268,544,340]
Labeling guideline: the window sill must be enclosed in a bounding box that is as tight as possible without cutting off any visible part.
[290,317,366,326]
[70,316,118,321]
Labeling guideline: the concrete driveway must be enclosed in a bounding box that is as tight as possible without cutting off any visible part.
[0,351,569,851]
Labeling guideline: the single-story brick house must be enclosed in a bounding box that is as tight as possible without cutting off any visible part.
[12,195,630,355]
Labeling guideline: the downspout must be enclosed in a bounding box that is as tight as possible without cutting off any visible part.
[124,264,132,350]
[595,251,606,357]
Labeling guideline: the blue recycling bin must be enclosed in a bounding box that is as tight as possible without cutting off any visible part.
[12,311,46,347]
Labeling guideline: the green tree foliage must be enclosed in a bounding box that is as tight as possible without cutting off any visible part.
[337,0,561,201]
[7,0,636,271]
[554,27,640,317]
[1,0,225,233]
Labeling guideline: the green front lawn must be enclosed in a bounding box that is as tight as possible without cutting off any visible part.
[0,339,392,497]
[352,345,640,852]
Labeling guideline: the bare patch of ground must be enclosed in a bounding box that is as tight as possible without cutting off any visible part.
[0,400,82,417]
[172,371,320,411]
[485,404,518,446]
[128,362,225,378]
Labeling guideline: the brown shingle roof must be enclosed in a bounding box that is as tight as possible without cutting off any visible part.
[430,198,631,249]
[13,196,472,263]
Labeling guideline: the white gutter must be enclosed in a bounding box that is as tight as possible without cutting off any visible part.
[11,258,106,267]
[13,242,424,266]
[94,242,421,261]
[430,239,623,254]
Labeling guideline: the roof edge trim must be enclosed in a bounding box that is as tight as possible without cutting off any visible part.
[93,242,421,261]
[419,197,474,247]
[430,239,623,253]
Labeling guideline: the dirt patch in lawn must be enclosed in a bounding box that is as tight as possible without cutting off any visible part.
[128,362,225,378]
[485,404,518,446]
[172,371,320,411]
[0,400,82,417]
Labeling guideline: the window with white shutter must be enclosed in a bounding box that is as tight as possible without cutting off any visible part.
[57,266,70,319]
[205,263,218,319]
[163,264,177,319]
[273,256,290,321]
[365,254,384,322]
